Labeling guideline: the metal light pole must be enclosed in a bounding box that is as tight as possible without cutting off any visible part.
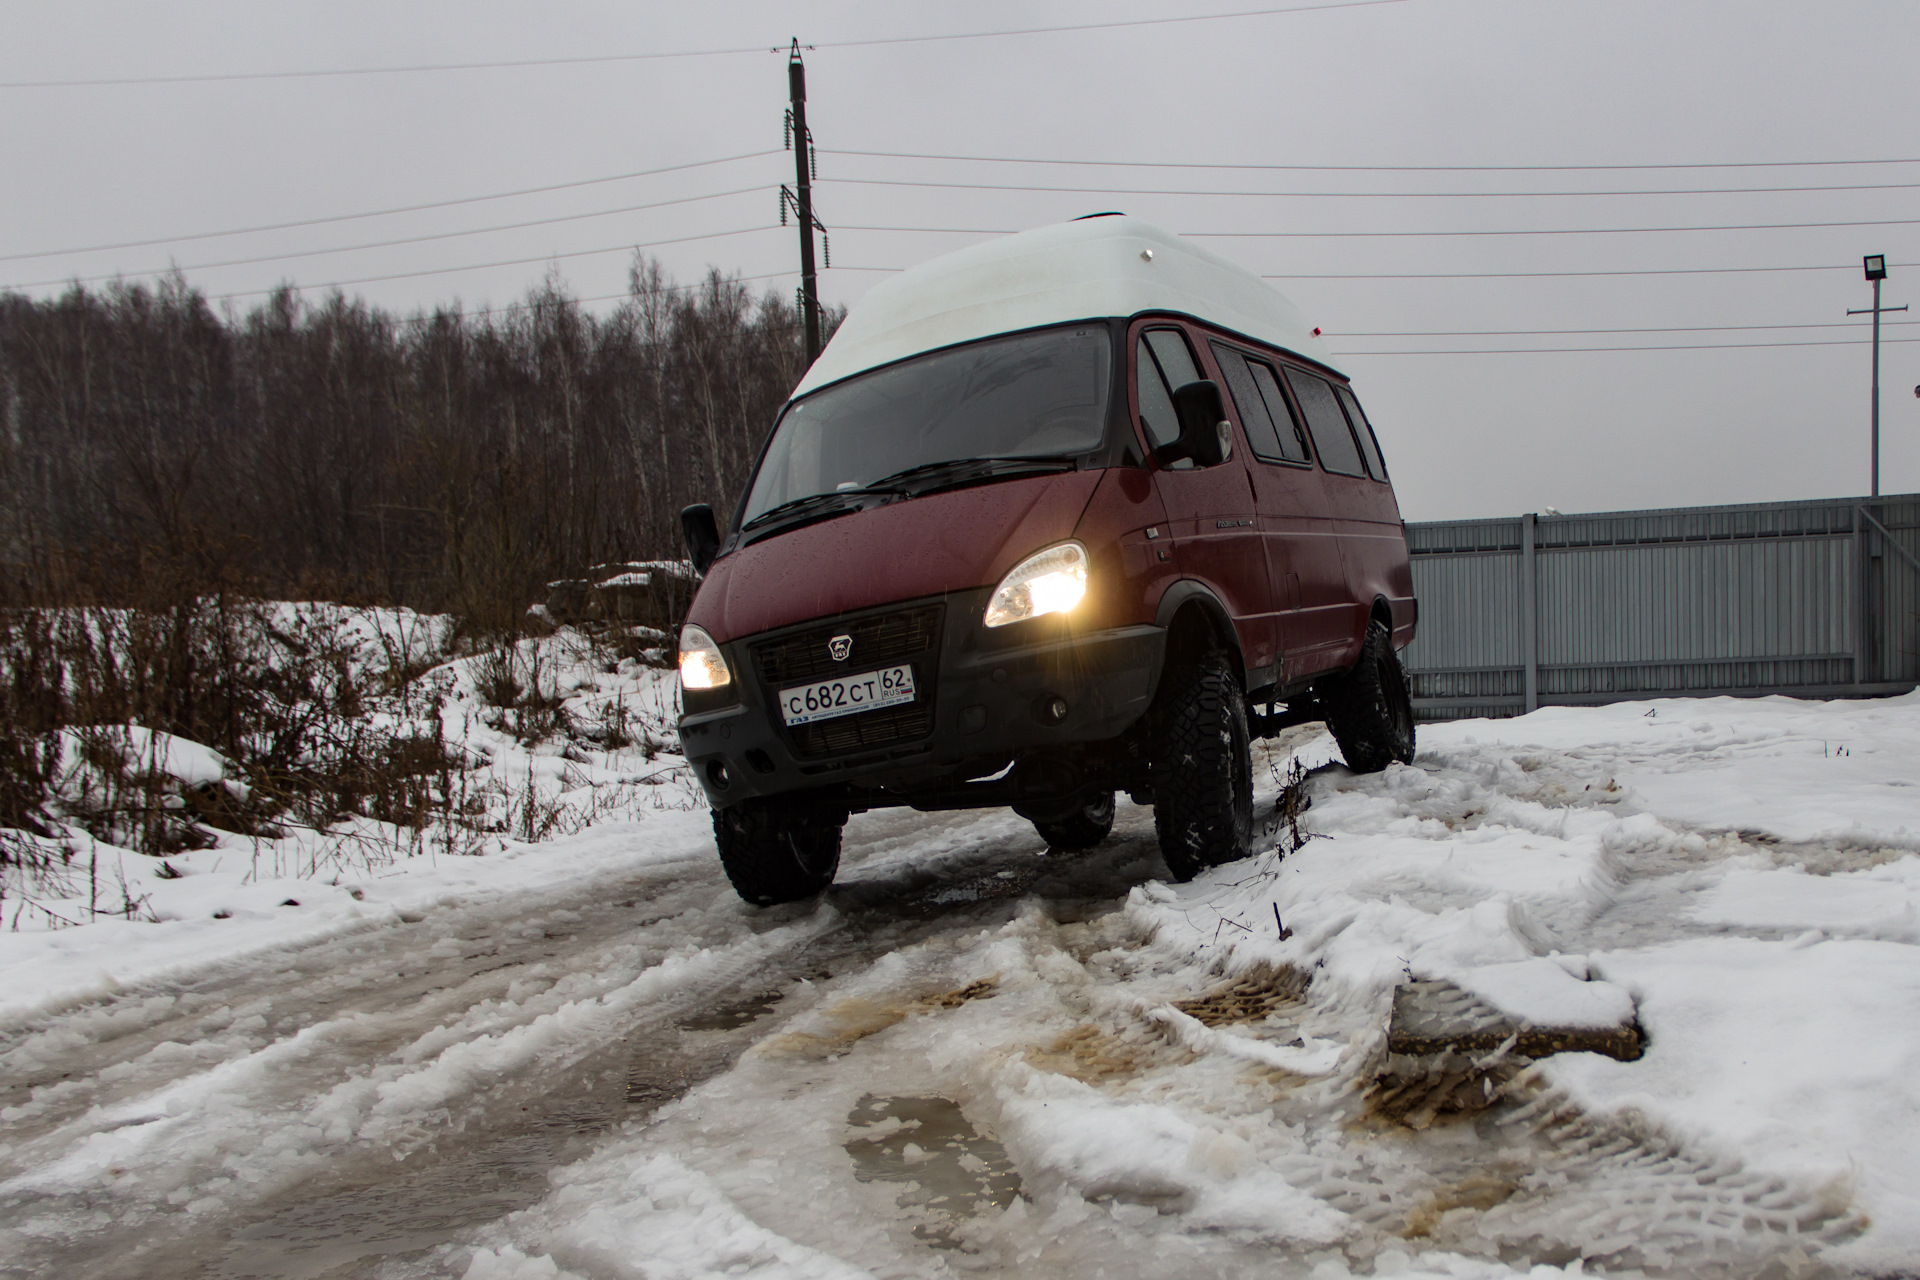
[1848,255,1908,497]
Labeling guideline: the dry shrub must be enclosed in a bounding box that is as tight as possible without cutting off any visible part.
[0,592,460,856]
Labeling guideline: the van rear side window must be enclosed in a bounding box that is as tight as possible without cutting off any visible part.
[1336,386,1388,480]
[1211,342,1311,465]
[1284,368,1367,477]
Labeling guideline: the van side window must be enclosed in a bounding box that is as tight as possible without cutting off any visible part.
[1283,367,1367,477]
[1209,343,1287,462]
[1336,386,1388,480]
[1146,329,1200,390]
[1135,329,1201,460]
[1248,359,1312,464]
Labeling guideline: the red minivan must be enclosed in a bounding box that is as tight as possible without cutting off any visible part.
[677,216,1416,905]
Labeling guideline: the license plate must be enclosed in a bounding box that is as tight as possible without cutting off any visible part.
[778,664,917,726]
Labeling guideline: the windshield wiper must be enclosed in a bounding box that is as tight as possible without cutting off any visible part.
[865,456,1074,497]
[739,484,907,537]
[739,458,1072,540]
[742,491,860,532]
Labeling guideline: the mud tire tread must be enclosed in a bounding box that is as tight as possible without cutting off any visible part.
[712,796,844,906]
[1032,792,1117,851]
[1323,619,1417,774]
[1151,651,1253,882]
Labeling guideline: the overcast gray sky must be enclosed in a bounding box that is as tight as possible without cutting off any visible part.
[5,0,1918,520]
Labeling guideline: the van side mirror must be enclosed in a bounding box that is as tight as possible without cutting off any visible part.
[1158,380,1233,468]
[681,504,721,575]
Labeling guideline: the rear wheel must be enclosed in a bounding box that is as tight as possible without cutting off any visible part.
[712,795,846,906]
[1323,618,1416,773]
[1030,792,1116,851]
[1151,651,1253,881]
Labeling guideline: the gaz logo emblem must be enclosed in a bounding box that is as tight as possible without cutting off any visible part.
[828,634,853,662]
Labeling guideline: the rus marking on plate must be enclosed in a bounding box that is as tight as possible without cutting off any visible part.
[828,633,853,662]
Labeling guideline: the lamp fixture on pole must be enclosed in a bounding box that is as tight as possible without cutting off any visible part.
[1848,254,1907,497]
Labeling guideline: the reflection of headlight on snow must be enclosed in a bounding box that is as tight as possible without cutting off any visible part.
[677,624,732,690]
[984,542,1089,628]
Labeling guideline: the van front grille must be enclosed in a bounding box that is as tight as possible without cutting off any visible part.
[751,604,943,684]
[750,602,944,759]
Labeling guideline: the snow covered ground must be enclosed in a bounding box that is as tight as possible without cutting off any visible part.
[2,691,1917,1278]
[0,625,697,1024]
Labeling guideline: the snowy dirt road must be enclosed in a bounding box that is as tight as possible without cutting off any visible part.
[5,696,1919,1280]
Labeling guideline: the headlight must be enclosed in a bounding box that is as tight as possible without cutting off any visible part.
[678,624,732,690]
[984,541,1089,628]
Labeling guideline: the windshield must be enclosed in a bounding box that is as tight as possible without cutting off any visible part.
[739,325,1112,528]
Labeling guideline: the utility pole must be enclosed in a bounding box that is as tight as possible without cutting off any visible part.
[1849,254,1907,497]
[782,39,827,365]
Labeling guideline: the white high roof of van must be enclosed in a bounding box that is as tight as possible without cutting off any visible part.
[790,215,1343,399]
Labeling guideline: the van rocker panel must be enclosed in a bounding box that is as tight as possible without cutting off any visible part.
[679,587,1164,809]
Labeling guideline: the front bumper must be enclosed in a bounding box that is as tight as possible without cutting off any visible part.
[678,586,1164,809]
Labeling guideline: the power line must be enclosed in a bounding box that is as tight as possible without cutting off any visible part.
[162,225,780,301]
[1215,217,1920,238]
[1338,319,1920,338]
[831,217,1920,240]
[54,187,1905,292]
[0,151,780,264]
[8,186,769,290]
[409,271,799,318]
[0,2,1410,89]
[826,147,1920,175]
[27,159,1902,271]
[1266,261,1919,280]
[1345,336,1920,356]
[827,261,1920,281]
[825,174,1920,200]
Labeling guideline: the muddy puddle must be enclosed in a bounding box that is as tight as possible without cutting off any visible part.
[843,1094,1023,1248]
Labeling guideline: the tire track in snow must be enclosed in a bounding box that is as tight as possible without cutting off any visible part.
[0,801,1168,1279]
[0,854,806,1278]
[3,722,1901,1278]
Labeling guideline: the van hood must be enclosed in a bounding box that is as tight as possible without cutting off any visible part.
[693,470,1103,642]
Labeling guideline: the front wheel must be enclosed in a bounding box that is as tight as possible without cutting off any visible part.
[1323,619,1416,773]
[1030,792,1116,851]
[713,795,846,906]
[1151,651,1253,882]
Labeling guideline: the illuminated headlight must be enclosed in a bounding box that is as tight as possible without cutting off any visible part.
[678,624,732,690]
[984,541,1089,628]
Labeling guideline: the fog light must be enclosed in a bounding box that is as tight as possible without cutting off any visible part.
[1035,694,1069,725]
[705,759,732,789]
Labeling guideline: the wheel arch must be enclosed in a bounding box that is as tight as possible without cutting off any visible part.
[1152,580,1244,681]
[1369,595,1396,640]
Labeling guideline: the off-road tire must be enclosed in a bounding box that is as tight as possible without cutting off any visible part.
[1323,619,1416,774]
[712,795,845,906]
[1031,792,1116,851]
[1151,651,1253,881]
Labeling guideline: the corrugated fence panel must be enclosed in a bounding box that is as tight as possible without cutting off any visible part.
[1868,496,1920,686]
[1403,551,1522,670]
[1402,492,1919,719]
[1536,537,1852,666]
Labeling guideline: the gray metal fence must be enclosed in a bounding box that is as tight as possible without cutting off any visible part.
[1402,493,1920,720]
